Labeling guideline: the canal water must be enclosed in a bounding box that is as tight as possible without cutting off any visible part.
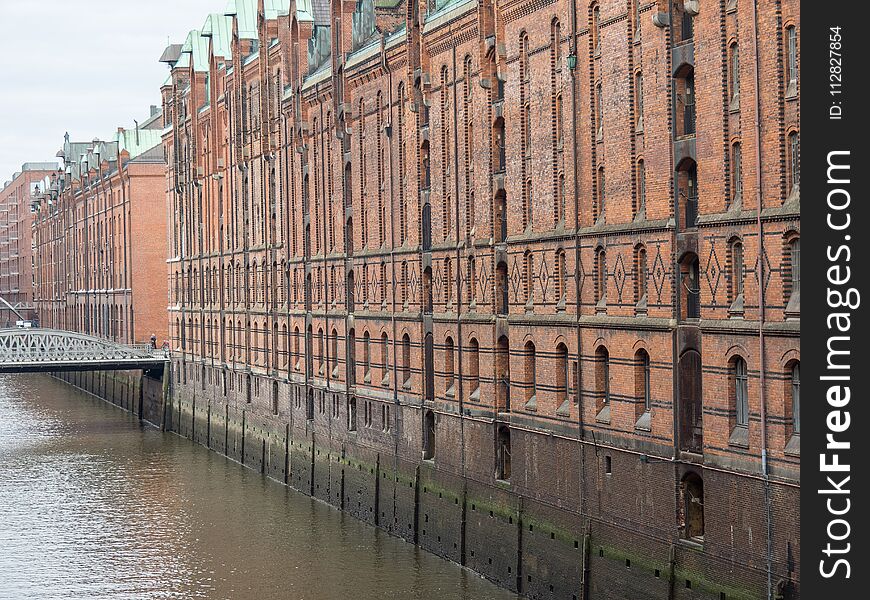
[0,375,517,600]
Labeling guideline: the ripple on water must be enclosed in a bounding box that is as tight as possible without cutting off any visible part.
[0,375,518,600]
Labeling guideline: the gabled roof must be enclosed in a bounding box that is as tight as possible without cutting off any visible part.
[181,29,210,72]
[225,0,258,40]
[201,13,234,60]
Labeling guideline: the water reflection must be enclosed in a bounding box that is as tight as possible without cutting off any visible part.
[0,375,517,600]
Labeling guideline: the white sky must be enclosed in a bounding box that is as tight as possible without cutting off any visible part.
[0,0,221,183]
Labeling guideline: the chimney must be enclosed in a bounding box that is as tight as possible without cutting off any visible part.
[151,104,159,117]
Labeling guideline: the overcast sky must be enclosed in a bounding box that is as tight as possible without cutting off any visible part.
[0,0,221,183]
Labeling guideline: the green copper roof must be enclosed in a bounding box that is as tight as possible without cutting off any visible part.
[180,29,210,72]
[201,13,234,60]
[116,127,162,160]
[225,0,258,40]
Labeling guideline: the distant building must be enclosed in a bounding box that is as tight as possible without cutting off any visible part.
[0,163,59,326]
[31,109,168,345]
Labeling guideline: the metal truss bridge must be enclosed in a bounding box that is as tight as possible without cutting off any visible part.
[0,328,169,373]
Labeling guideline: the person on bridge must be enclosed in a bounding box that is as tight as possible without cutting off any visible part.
[150,334,157,349]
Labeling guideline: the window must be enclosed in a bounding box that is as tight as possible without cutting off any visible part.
[523,251,534,302]
[786,26,798,90]
[595,248,607,306]
[596,166,605,222]
[380,333,390,386]
[595,346,610,412]
[556,343,569,405]
[556,249,567,303]
[524,341,537,406]
[734,357,749,427]
[635,72,644,128]
[593,5,601,53]
[788,131,800,195]
[635,245,648,305]
[729,42,740,105]
[401,334,411,389]
[348,397,357,431]
[637,350,651,412]
[468,338,480,398]
[445,337,455,395]
[636,159,646,216]
[791,362,800,434]
[730,239,744,301]
[497,426,511,480]
[785,236,800,316]
[595,82,604,138]
[732,142,743,203]
[681,472,704,540]
[423,410,436,460]
[363,332,371,382]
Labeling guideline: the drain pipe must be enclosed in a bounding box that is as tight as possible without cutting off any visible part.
[749,0,773,598]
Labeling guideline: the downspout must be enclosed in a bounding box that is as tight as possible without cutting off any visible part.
[749,0,773,598]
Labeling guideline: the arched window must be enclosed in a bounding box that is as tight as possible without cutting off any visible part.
[346,328,355,385]
[444,257,453,306]
[556,249,567,303]
[636,159,646,217]
[595,248,607,306]
[496,261,509,314]
[496,336,511,411]
[732,141,743,204]
[363,331,371,382]
[437,336,451,394]
[493,117,506,173]
[380,332,390,386]
[786,25,798,92]
[634,244,648,306]
[729,239,744,304]
[592,4,601,53]
[785,236,800,316]
[788,131,800,196]
[790,361,800,435]
[497,426,511,480]
[401,334,412,389]
[595,346,610,413]
[556,343,569,405]
[317,327,325,376]
[732,356,749,428]
[636,349,651,415]
[635,71,644,129]
[729,41,740,106]
[468,338,480,398]
[523,251,534,302]
[423,409,436,460]
[677,159,698,228]
[680,253,701,319]
[348,396,357,431]
[524,341,537,406]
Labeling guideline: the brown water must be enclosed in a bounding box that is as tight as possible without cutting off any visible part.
[0,375,517,600]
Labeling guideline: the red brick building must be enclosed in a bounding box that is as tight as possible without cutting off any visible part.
[164,1,800,598]
[31,111,169,345]
[0,163,58,325]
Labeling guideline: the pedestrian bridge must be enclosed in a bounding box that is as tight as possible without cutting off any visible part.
[0,328,169,374]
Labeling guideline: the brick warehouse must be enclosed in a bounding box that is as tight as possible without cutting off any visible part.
[31,111,169,345]
[0,163,58,325]
[156,0,800,599]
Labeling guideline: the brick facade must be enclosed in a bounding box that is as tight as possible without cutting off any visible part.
[161,0,800,598]
[0,163,58,325]
[31,111,169,345]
